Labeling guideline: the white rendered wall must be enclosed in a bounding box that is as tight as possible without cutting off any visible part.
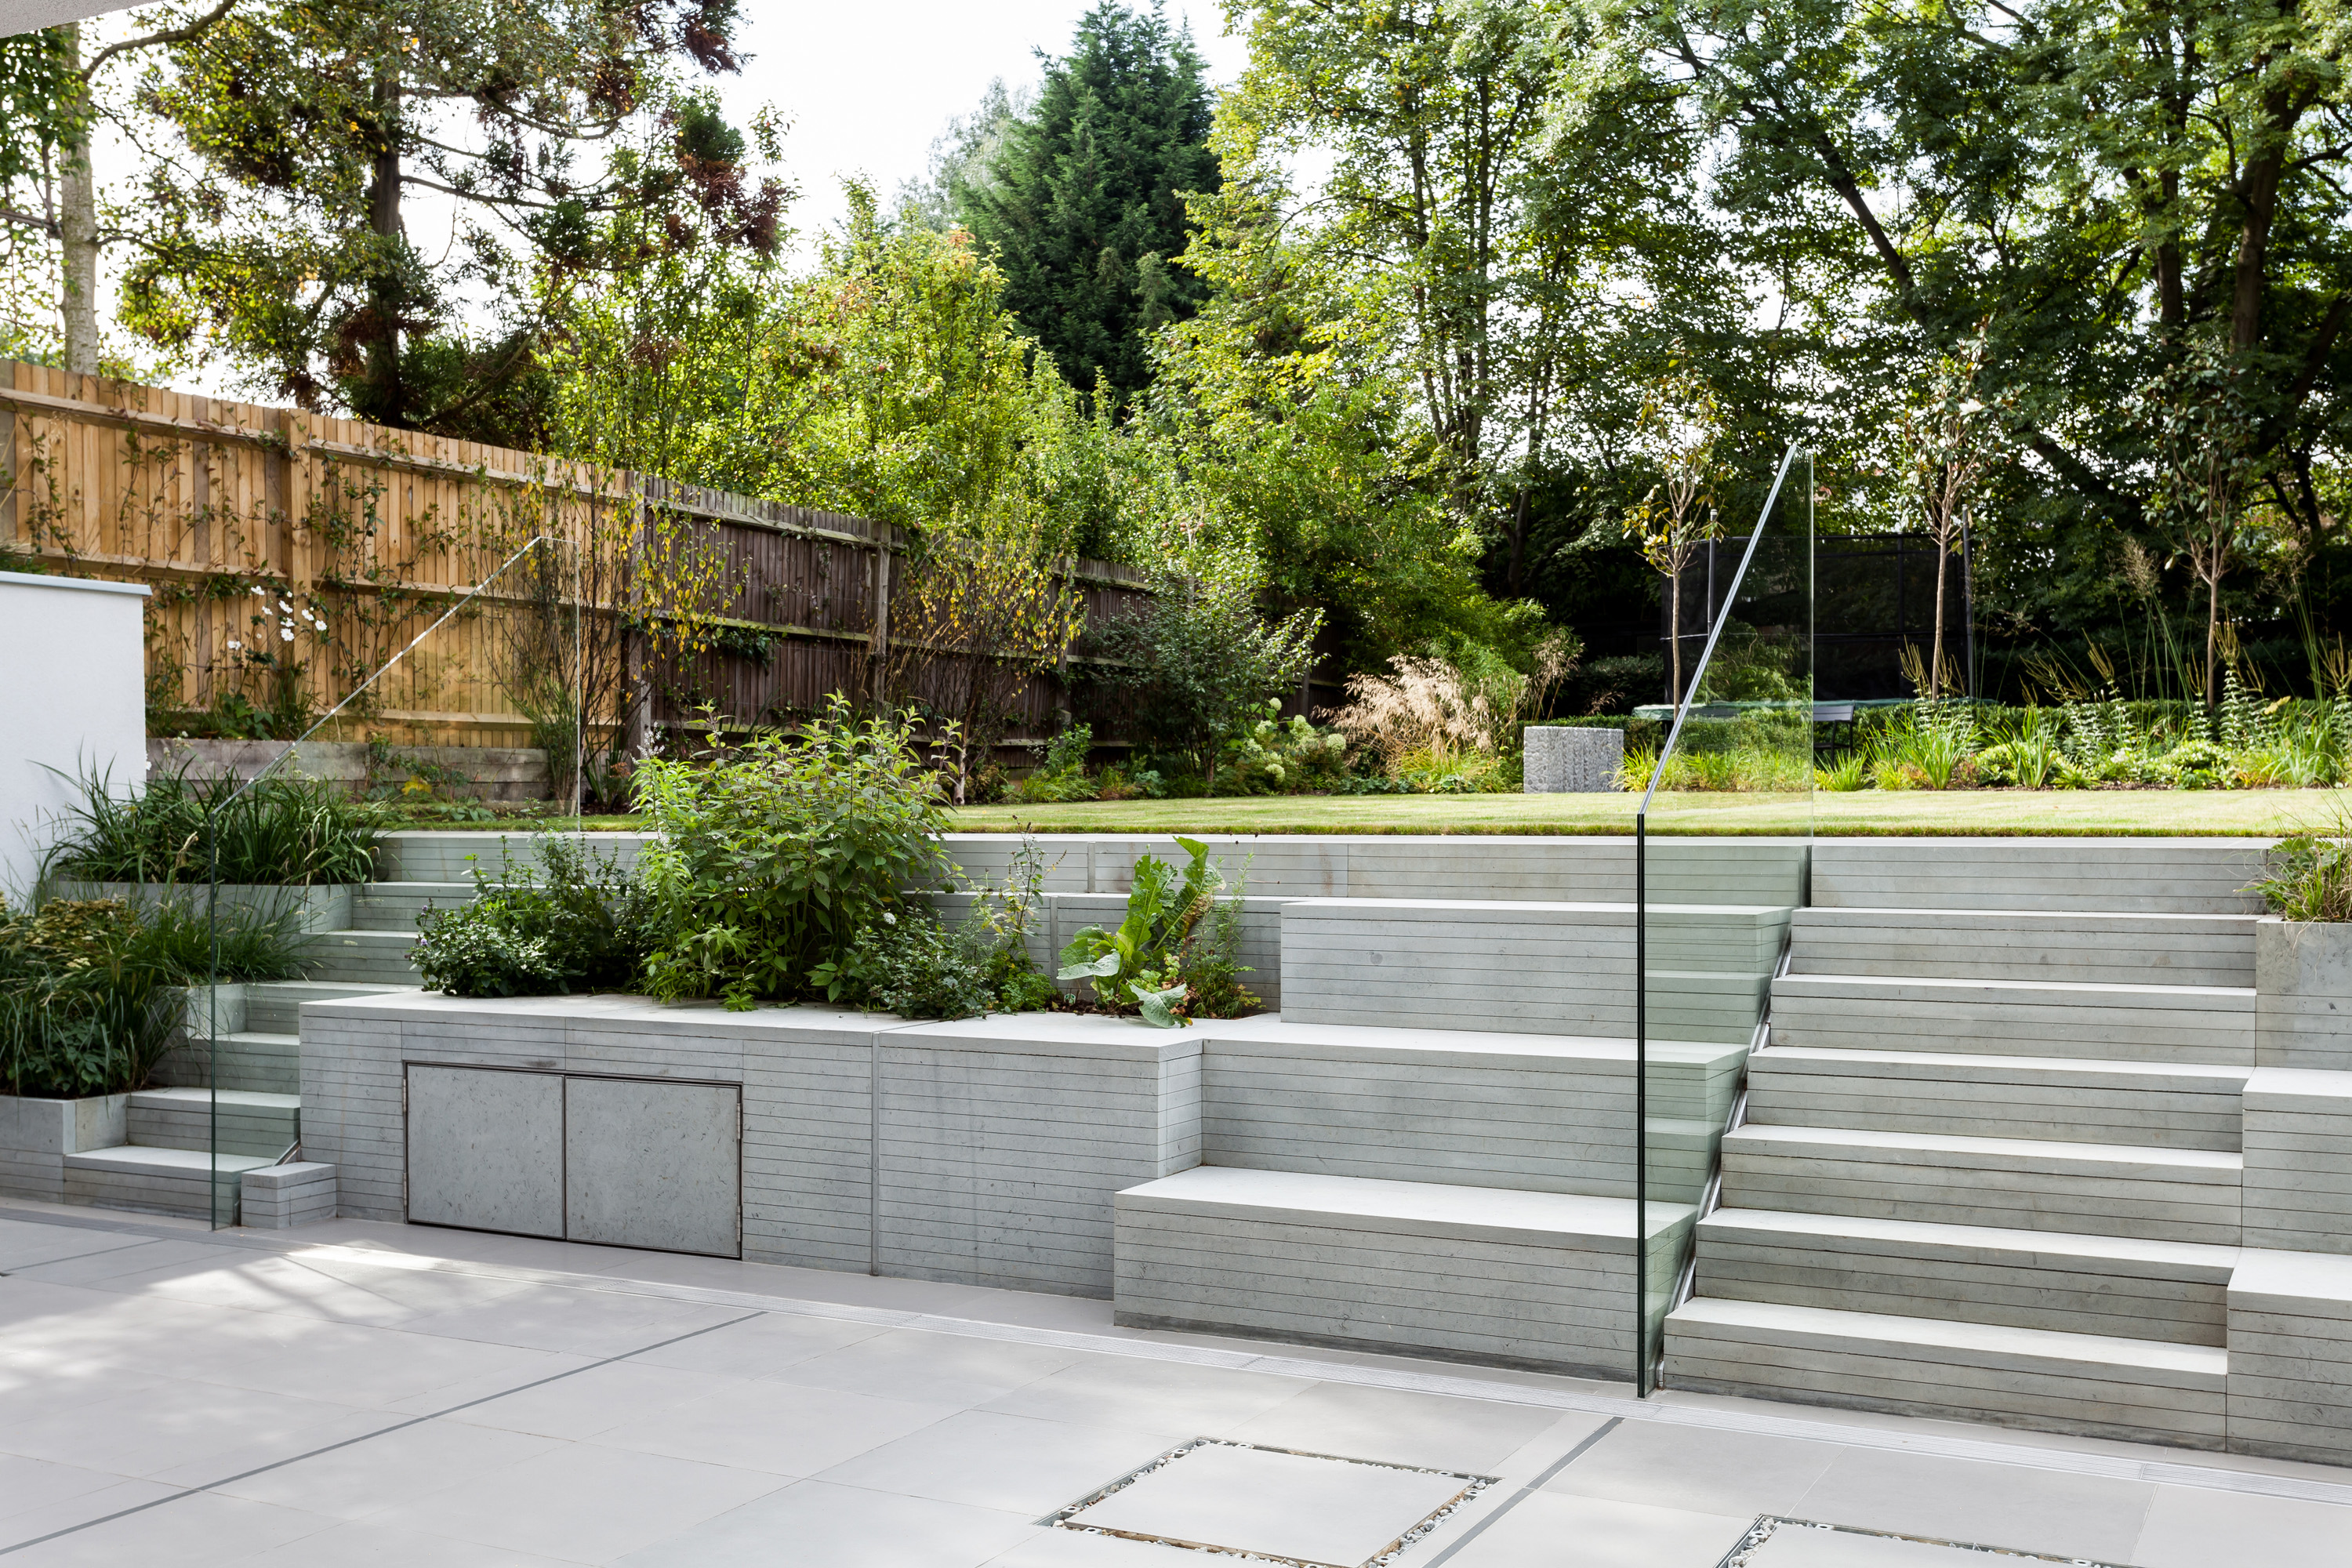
[0,572,149,901]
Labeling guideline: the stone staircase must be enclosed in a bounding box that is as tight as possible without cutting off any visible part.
[1114,855,1800,1379]
[1664,840,2269,1450]
[56,851,486,1221]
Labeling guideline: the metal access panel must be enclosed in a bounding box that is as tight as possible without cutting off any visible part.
[403,1062,742,1259]
[405,1064,564,1239]
[564,1075,742,1258]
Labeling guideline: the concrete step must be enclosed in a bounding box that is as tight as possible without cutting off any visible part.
[300,930,421,985]
[1769,973,2255,1065]
[1719,1123,2242,1244]
[1788,908,2261,988]
[1664,1297,2228,1448]
[376,830,650,883]
[1200,1017,1744,1203]
[352,880,475,931]
[64,1144,275,1221]
[1112,1165,1692,1377]
[1279,899,1787,1043]
[2228,1250,2352,1466]
[1809,837,2266,914]
[126,1088,299,1159]
[151,1031,300,1096]
[1693,1207,2236,1346]
[243,980,408,1034]
[1745,1045,2250,1151]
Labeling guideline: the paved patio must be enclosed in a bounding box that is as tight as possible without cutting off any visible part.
[0,1203,2343,1566]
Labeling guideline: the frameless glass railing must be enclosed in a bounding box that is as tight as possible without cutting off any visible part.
[193,535,587,1226]
[1632,445,1813,1394]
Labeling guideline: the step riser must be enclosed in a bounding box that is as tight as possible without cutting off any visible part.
[149,1036,300,1097]
[63,1166,220,1221]
[352,887,474,931]
[1721,1150,2241,1246]
[1201,1042,1742,1200]
[1693,1236,2227,1347]
[1746,1062,2244,1152]
[1790,924,2256,989]
[1809,842,2266,915]
[1279,902,1787,1041]
[300,934,420,985]
[1664,1324,2227,1449]
[1769,989,2254,1066]
[126,1104,296,1159]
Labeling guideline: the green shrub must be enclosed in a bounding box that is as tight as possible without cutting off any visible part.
[1058,838,1259,1026]
[1224,702,1349,794]
[414,833,651,999]
[2161,738,2234,789]
[815,841,1060,1019]
[45,763,379,885]
[1010,725,1098,804]
[0,899,178,1098]
[635,697,953,1009]
[2253,827,2352,921]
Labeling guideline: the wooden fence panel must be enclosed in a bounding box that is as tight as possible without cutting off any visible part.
[0,363,1152,755]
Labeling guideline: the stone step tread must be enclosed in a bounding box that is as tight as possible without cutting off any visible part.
[1668,1298,2230,1379]
[1798,907,2264,928]
[357,881,475,893]
[312,929,418,943]
[1120,1165,1692,1243]
[128,1088,300,1111]
[1697,1207,2240,1275]
[1216,1016,1743,1065]
[65,1145,276,1176]
[1725,1123,2244,1174]
[245,980,408,998]
[1754,1047,2251,1086]
[1773,973,2253,1003]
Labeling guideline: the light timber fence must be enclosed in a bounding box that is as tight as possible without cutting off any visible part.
[0,361,1152,756]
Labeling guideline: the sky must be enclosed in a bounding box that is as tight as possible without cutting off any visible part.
[714,0,1250,246]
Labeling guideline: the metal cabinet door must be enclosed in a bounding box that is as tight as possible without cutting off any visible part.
[563,1075,741,1258]
[405,1065,564,1239]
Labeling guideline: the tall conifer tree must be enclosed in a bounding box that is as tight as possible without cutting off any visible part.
[951,1,1217,409]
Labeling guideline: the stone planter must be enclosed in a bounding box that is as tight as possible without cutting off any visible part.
[2256,918,2352,1070]
[1523,725,1624,793]
[49,880,353,934]
[0,1094,128,1203]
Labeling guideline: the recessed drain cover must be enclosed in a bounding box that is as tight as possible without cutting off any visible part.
[1722,1516,2133,1567]
[1047,1438,1493,1567]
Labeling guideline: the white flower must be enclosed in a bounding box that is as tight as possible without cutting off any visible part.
[250,586,265,597]
[280,628,294,642]
[226,640,241,650]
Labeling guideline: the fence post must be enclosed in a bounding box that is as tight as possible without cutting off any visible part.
[868,522,894,706]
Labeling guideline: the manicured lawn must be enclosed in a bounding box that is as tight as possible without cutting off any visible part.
[945,788,2350,837]
[383,793,2350,837]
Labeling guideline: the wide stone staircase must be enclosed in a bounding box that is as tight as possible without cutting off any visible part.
[1664,840,2267,1450]
[1110,839,1802,1380]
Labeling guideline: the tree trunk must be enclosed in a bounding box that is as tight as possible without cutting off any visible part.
[1668,561,1682,707]
[58,23,98,379]
[1930,537,1950,702]
[2231,89,2295,354]
[2205,562,2223,718]
[364,71,405,420]
[1507,484,1528,596]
